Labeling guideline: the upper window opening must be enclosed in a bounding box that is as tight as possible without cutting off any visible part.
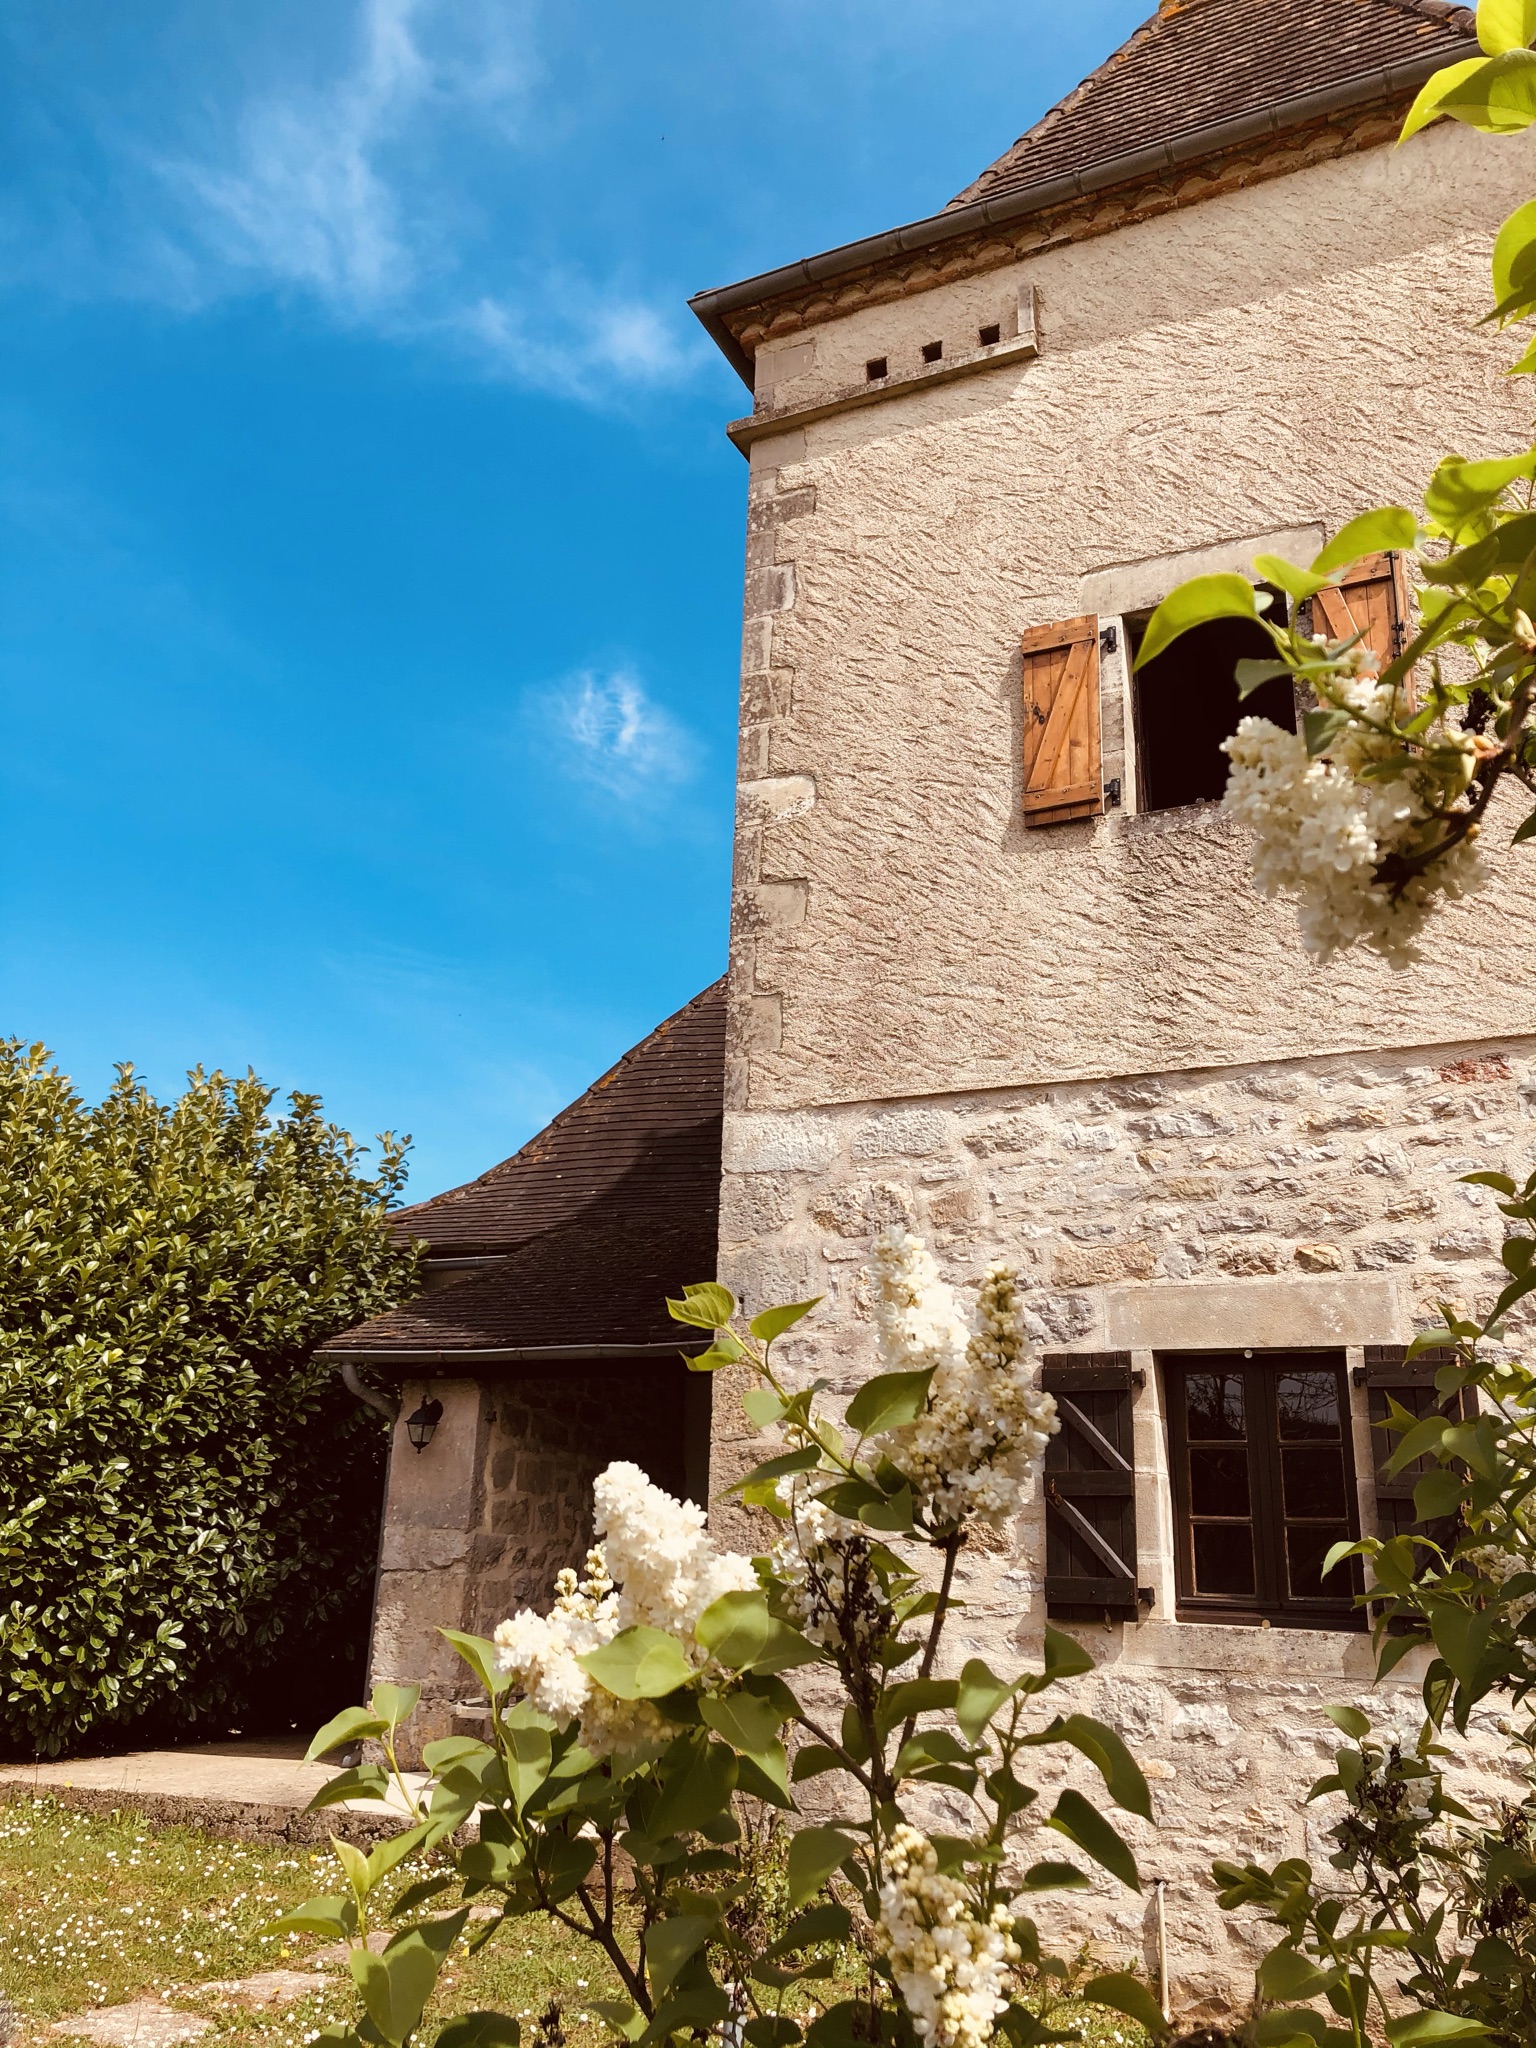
[921,340,943,364]
[1128,588,1294,812]
[1163,1350,1363,1630]
[978,324,1001,347]
[865,356,888,382]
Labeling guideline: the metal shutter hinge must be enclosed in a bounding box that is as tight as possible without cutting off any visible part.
[1099,623,1118,654]
[1137,1586,1155,1609]
[1104,777,1122,809]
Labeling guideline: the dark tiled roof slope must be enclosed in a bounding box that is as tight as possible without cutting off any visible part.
[324,1203,716,1358]
[392,979,725,1257]
[950,0,1476,209]
[325,981,725,1360]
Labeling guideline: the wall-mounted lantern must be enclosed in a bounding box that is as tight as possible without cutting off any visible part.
[404,1396,443,1453]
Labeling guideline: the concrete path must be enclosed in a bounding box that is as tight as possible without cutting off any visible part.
[0,1736,425,1844]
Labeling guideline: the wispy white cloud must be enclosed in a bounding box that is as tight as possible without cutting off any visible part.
[528,666,702,803]
[6,0,701,402]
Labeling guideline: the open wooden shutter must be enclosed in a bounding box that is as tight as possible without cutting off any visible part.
[1362,1344,1464,1543]
[1042,1353,1140,1617]
[1021,616,1102,827]
[1310,553,1411,669]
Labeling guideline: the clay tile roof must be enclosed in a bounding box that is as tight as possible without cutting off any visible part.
[323,980,725,1362]
[949,0,1477,209]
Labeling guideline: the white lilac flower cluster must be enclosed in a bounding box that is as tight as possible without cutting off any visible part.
[867,1234,1057,1529]
[492,1461,756,1757]
[1461,1541,1536,1634]
[877,1824,1020,2048]
[772,1476,874,1654]
[1221,664,1484,966]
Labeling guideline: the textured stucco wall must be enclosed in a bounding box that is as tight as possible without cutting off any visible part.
[716,120,1536,2010]
[730,121,1536,1118]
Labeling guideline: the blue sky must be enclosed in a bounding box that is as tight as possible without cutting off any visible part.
[1,0,1146,1199]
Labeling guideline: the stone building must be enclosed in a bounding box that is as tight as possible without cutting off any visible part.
[683,0,1536,2009]
[320,981,723,1748]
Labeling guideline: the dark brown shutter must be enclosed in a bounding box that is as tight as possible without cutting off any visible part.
[1041,1353,1139,1617]
[1021,616,1103,827]
[1310,553,1411,670]
[1362,1344,1464,1543]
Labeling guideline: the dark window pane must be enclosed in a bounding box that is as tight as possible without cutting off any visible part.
[1276,1371,1340,1441]
[1190,1446,1251,1517]
[1193,1521,1255,1596]
[1286,1523,1353,1601]
[1185,1372,1246,1441]
[1282,1446,1348,1519]
[1135,610,1296,812]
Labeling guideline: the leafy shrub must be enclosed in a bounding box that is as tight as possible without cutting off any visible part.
[0,1043,421,1757]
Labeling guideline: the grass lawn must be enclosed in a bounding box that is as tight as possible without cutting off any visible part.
[0,1798,1148,2048]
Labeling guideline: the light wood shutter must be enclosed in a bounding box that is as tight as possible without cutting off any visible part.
[1310,553,1411,669]
[1021,615,1103,827]
[1041,1353,1140,1617]
[1362,1344,1465,1545]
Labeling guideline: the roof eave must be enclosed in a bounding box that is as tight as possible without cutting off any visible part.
[687,50,1451,390]
[319,1338,706,1374]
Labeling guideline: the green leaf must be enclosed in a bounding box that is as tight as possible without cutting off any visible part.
[667,1283,736,1330]
[1385,2016,1492,2046]
[306,1706,388,1762]
[1303,709,1351,757]
[742,1386,787,1427]
[578,1625,696,1701]
[1311,508,1417,576]
[750,1299,822,1343]
[1415,1467,1467,1522]
[352,1912,468,2046]
[1081,1972,1167,2033]
[1251,556,1329,605]
[1434,46,1536,133]
[956,1658,1019,1745]
[1480,0,1536,55]
[370,1683,420,1731]
[435,2017,522,2048]
[647,1733,739,1838]
[1401,54,1500,138]
[876,1677,959,1739]
[734,1747,794,1808]
[699,1689,783,1756]
[1044,1788,1139,1891]
[505,1719,553,1813]
[305,1766,393,1812]
[1322,1704,1371,1742]
[422,1736,492,1774]
[1427,1603,1493,1687]
[687,1338,745,1373]
[1017,1861,1090,1891]
[695,1589,820,1673]
[728,1445,823,1493]
[440,1630,513,1700]
[1047,1713,1153,1820]
[787,1825,858,1907]
[587,2004,645,2042]
[845,1368,936,1436]
[365,1824,429,1890]
[1424,450,1536,536]
[1257,1946,1333,2001]
[1042,1626,1094,1682]
[644,1913,714,1995]
[1135,574,1260,667]
[262,1896,358,1940]
[859,1485,915,1533]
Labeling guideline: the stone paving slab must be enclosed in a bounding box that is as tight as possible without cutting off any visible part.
[48,2002,212,2047]
[0,1739,424,1845]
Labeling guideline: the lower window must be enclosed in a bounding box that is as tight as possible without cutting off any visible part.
[1163,1349,1364,1629]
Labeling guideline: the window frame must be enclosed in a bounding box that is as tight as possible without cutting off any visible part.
[1162,1348,1365,1632]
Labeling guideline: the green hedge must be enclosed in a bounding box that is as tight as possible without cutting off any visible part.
[0,1044,421,1756]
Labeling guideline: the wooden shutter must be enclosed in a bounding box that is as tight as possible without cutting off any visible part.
[1021,616,1102,827]
[1041,1353,1140,1617]
[1310,553,1411,670]
[1362,1345,1464,1543]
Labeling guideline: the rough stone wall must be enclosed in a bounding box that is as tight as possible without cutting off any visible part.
[729,121,1536,1119]
[709,1042,1534,2009]
[369,1368,689,1755]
